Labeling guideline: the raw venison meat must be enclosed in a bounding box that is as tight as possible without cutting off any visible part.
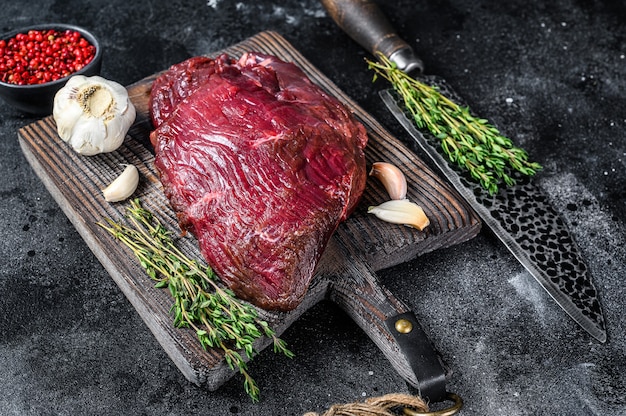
[150,56,217,128]
[149,52,368,311]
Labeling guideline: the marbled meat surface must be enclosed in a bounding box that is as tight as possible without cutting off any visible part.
[149,53,368,311]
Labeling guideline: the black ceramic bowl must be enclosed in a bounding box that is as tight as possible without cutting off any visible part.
[0,23,102,115]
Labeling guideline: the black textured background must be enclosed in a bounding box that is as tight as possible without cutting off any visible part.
[0,1,624,415]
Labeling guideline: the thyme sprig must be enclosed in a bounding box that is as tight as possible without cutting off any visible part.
[367,54,542,195]
[98,199,293,402]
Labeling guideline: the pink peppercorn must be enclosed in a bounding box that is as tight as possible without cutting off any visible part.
[0,29,96,85]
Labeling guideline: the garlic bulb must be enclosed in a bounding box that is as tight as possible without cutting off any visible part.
[368,199,430,230]
[53,75,136,156]
[102,164,139,202]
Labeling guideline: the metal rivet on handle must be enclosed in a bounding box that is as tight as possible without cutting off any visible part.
[394,318,413,334]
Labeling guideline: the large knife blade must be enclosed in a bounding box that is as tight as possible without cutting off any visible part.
[320,0,607,342]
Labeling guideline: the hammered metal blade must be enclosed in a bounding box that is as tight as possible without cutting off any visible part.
[380,88,606,343]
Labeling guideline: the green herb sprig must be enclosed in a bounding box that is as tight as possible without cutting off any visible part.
[367,54,542,195]
[98,199,293,402]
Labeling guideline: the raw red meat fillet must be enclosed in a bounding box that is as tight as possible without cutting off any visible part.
[150,56,217,128]
[150,52,367,311]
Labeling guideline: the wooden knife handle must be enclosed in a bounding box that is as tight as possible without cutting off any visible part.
[320,0,424,73]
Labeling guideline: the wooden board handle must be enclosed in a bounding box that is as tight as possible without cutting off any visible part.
[320,0,424,73]
[321,234,448,401]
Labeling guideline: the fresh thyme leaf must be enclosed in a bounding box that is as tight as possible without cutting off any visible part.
[367,54,542,195]
[98,199,293,402]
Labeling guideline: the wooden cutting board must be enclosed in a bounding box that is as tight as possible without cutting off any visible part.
[18,31,480,392]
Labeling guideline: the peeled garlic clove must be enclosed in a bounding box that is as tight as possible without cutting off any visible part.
[53,75,136,156]
[369,162,408,200]
[368,199,430,230]
[102,164,139,202]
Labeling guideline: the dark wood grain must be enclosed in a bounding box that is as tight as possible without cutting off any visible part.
[18,31,480,391]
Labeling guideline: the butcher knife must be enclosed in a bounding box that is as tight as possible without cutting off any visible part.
[320,0,607,343]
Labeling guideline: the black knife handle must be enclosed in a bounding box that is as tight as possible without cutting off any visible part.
[320,0,424,73]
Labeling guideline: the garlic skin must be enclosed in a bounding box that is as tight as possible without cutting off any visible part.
[102,164,139,202]
[53,75,136,156]
[369,162,407,200]
[368,199,430,231]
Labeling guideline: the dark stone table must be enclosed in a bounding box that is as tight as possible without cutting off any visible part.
[1,1,624,415]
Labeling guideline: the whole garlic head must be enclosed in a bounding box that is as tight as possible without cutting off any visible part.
[53,75,136,156]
